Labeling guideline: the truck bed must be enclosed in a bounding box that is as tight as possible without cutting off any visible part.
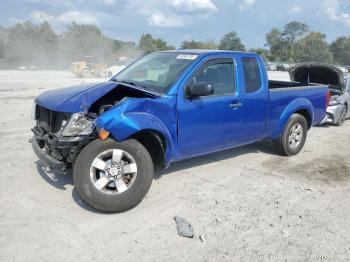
[266,81,329,138]
[269,80,319,89]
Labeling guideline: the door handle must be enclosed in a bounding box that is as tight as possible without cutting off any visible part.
[229,102,242,109]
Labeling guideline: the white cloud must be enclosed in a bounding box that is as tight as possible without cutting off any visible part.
[147,11,186,27]
[30,11,54,23]
[323,0,350,27]
[168,0,218,12]
[103,0,115,5]
[58,11,98,24]
[239,0,256,11]
[288,6,303,14]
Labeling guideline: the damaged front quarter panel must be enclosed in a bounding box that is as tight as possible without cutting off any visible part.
[95,95,178,165]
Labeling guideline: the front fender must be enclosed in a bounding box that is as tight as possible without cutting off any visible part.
[96,109,176,165]
[271,98,314,139]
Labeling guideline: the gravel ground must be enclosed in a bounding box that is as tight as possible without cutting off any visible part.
[0,70,349,262]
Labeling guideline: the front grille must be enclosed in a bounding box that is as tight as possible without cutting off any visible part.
[36,105,70,134]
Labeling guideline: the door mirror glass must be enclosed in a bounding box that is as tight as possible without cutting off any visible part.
[188,82,214,97]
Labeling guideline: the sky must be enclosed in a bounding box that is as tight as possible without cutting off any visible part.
[0,0,350,48]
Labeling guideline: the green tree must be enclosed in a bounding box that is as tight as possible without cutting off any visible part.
[35,21,58,63]
[180,40,217,49]
[60,23,105,61]
[266,21,309,62]
[265,28,289,61]
[138,34,157,54]
[3,21,59,66]
[218,31,245,51]
[294,32,333,63]
[138,34,174,54]
[249,48,270,61]
[330,36,350,65]
[283,21,309,60]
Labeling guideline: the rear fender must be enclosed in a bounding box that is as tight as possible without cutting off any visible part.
[271,98,314,139]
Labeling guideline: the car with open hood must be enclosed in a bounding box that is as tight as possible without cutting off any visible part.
[290,63,350,126]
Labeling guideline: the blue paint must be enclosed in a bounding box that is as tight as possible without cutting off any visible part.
[35,50,328,168]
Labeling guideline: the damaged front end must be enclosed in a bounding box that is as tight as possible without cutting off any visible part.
[30,81,164,171]
[31,104,97,171]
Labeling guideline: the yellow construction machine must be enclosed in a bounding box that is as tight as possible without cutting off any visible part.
[70,56,106,78]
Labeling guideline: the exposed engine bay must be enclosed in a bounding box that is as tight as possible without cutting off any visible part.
[89,84,158,116]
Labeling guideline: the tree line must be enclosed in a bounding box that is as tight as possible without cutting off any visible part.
[0,20,349,69]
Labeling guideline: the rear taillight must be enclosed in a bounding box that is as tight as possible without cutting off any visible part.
[326,89,331,107]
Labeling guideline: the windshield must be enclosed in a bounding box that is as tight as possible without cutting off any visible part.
[112,52,198,94]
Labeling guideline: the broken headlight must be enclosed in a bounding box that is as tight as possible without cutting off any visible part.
[62,113,95,137]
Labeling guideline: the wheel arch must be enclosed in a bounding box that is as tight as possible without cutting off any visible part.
[96,111,176,168]
[271,98,314,139]
[295,109,312,129]
[130,129,166,170]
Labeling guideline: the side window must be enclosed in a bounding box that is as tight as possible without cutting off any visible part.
[194,60,235,96]
[242,57,262,93]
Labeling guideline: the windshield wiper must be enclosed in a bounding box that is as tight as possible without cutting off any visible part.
[112,79,146,89]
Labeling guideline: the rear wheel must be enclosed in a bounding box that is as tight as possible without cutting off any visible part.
[273,114,308,156]
[73,138,154,212]
[335,105,347,126]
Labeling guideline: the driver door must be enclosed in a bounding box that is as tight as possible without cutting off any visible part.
[177,58,244,157]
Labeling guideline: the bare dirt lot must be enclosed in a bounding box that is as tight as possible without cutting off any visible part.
[0,71,349,262]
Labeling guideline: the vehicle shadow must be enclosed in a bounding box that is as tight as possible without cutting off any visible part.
[35,161,72,190]
[155,140,278,179]
[35,140,278,213]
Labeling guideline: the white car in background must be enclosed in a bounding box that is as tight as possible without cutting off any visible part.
[324,76,350,126]
[290,63,350,126]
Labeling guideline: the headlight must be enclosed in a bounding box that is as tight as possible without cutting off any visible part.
[62,113,95,137]
[31,102,37,120]
[329,97,341,106]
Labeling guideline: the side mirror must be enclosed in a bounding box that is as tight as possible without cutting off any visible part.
[188,82,214,97]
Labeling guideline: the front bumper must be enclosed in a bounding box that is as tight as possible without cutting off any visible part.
[30,126,95,170]
[32,137,65,170]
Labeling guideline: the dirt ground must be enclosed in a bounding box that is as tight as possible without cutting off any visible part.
[0,70,349,262]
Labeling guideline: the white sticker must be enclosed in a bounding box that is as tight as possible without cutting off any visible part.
[176,54,198,60]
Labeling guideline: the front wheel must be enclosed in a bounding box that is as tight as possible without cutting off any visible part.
[273,114,308,156]
[73,138,154,212]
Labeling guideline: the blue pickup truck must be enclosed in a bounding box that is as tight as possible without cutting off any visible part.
[31,50,330,212]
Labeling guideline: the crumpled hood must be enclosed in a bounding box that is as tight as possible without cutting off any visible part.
[35,82,118,113]
[290,63,345,92]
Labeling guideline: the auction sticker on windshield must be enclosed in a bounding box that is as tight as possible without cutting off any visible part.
[176,54,198,60]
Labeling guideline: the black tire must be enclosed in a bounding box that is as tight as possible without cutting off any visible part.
[335,105,347,126]
[273,113,308,156]
[73,138,154,212]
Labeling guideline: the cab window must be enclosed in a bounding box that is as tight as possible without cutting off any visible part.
[193,59,235,96]
[242,57,262,93]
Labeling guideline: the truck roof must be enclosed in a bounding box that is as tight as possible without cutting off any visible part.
[160,49,255,56]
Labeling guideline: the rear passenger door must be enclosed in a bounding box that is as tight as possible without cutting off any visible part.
[239,56,269,141]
